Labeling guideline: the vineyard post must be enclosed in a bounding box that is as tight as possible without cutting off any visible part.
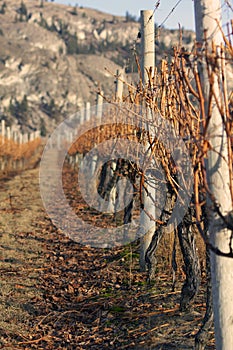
[18,133,23,169]
[5,127,11,168]
[13,131,17,143]
[19,133,23,145]
[79,107,84,124]
[29,132,35,142]
[76,109,85,166]
[1,119,5,144]
[140,10,155,84]
[25,133,28,143]
[12,130,18,170]
[139,9,156,271]
[1,120,6,170]
[96,92,103,121]
[67,131,73,167]
[56,132,61,150]
[114,69,124,223]
[110,69,124,215]
[194,0,233,348]
[85,101,91,122]
[88,96,102,180]
[6,126,11,140]
[80,105,85,124]
[89,92,103,177]
[115,69,124,102]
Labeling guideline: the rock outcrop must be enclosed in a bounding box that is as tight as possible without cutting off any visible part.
[0,0,196,134]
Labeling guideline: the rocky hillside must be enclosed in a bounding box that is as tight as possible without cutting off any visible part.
[0,0,196,134]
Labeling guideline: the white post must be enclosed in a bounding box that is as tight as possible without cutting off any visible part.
[0,120,5,170]
[140,10,155,84]
[115,69,124,102]
[6,126,11,140]
[19,133,23,145]
[96,92,103,121]
[80,105,85,124]
[13,131,18,143]
[111,69,124,218]
[194,1,233,349]
[106,161,117,212]
[138,10,156,271]
[55,131,60,150]
[23,133,29,143]
[79,108,84,125]
[29,132,35,142]
[85,102,91,122]
[90,153,98,177]
[1,119,5,143]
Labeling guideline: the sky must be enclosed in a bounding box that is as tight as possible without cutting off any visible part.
[54,0,232,31]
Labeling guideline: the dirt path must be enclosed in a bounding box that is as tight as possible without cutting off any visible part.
[0,166,215,349]
[0,168,46,348]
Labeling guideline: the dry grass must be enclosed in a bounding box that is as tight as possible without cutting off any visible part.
[0,168,46,346]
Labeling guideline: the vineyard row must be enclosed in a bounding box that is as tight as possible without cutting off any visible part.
[0,119,42,172]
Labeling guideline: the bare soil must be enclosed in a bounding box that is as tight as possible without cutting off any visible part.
[0,165,215,349]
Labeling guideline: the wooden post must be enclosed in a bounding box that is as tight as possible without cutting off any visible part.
[19,133,23,145]
[1,119,5,143]
[194,1,233,348]
[111,69,125,217]
[58,133,62,150]
[96,92,103,120]
[85,102,91,122]
[29,132,35,142]
[140,10,155,84]
[139,10,156,271]
[0,120,5,170]
[80,105,85,124]
[13,131,18,143]
[79,107,84,125]
[6,126,11,140]
[115,69,124,102]
[23,133,29,144]
[18,132,23,169]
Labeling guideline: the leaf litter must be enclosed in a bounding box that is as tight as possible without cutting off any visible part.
[0,165,215,349]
